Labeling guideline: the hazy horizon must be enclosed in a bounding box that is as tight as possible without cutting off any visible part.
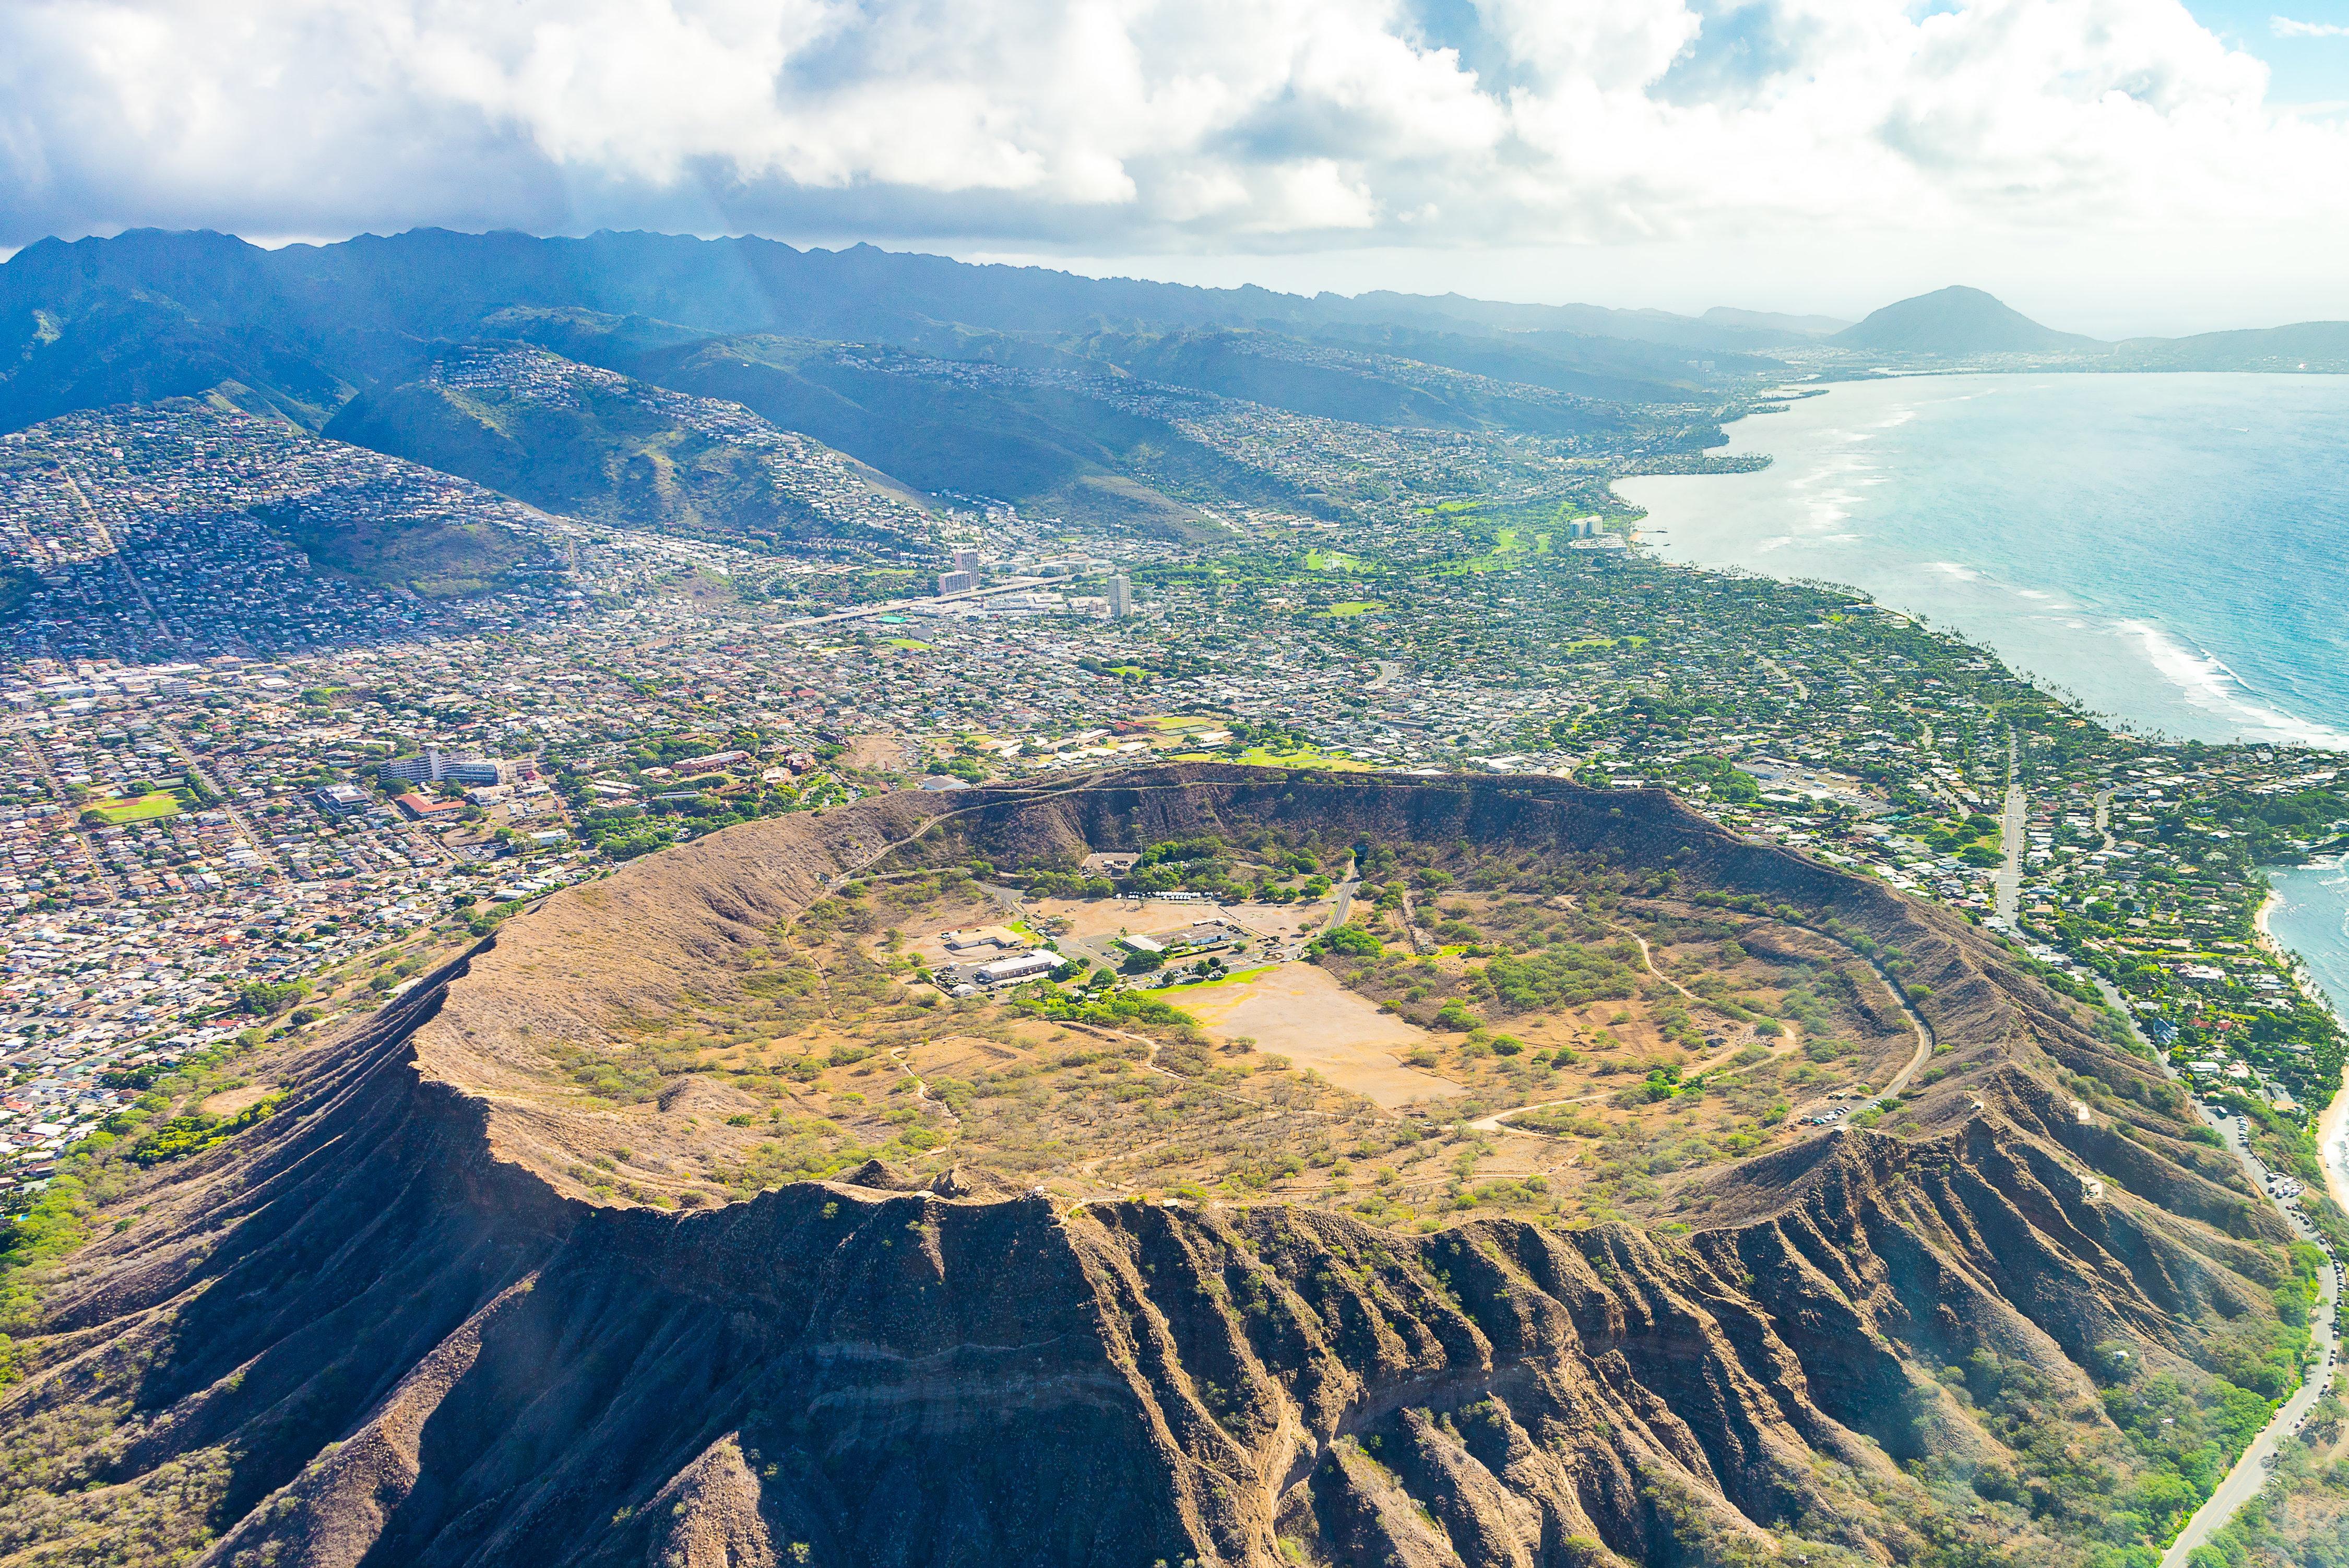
[6,222,2344,344]
[5,0,2346,340]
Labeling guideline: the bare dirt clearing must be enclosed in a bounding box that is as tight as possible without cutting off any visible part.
[843,730,916,771]
[1169,963,1463,1109]
[196,1083,278,1117]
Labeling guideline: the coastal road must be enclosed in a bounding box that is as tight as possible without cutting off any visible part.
[2161,1118,2341,1567]
[2119,967,2346,1568]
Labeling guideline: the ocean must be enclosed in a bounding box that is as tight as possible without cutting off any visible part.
[2270,859,2349,1032]
[1617,371,2349,1065]
[1616,373,2349,750]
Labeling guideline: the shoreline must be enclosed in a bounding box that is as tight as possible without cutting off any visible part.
[1615,374,2349,755]
[2262,874,2349,1209]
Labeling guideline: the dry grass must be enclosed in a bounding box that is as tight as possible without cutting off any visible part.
[393,800,1924,1231]
[1167,964,1462,1109]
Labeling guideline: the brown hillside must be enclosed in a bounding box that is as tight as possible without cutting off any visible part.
[0,767,2303,1568]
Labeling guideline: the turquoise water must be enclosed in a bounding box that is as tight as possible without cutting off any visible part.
[2270,860,2349,1027]
[1620,372,2349,1064]
[1616,374,2349,750]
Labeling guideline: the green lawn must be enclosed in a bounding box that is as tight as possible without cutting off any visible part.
[1161,965,1277,999]
[1234,746,1373,772]
[1304,549,1365,571]
[1317,601,1387,618]
[90,791,184,825]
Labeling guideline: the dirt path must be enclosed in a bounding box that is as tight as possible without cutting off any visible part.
[1396,886,1435,955]
[1468,1091,1606,1134]
[1588,905,1804,1052]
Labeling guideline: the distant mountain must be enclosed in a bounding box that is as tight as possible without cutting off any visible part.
[0,229,1764,432]
[1,228,1755,534]
[1702,306,1849,337]
[1079,329,1626,436]
[2109,320,2349,374]
[1831,286,2101,355]
[1321,291,1818,351]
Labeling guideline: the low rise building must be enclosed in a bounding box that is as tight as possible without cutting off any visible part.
[976,951,1060,985]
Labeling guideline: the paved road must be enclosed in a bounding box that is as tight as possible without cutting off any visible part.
[1993,732,2025,924]
[158,715,292,880]
[2122,985,2346,1568]
[785,575,1046,628]
[1872,970,1939,1098]
[1994,781,2026,922]
[2161,1112,2341,1566]
[1784,956,1937,1124]
[1325,856,1361,932]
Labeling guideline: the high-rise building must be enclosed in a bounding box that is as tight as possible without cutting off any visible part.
[952,548,983,576]
[1108,574,1133,616]
[937,570,976,595]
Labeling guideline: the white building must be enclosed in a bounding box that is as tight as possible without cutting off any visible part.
[379,747,504,787]
[976,951,1061,985]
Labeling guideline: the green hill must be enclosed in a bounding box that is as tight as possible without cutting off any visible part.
[1831,285,2101,355]
[636,336,1328,533]
[324,349,933,552]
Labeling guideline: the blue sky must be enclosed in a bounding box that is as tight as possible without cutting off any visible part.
[4,0,2347,332]
[2191,1,2348,101]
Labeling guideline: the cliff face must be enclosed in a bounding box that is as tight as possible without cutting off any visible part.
[0,769,2299,1567]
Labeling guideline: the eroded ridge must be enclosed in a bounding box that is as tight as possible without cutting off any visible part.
[1,768,2311,1568]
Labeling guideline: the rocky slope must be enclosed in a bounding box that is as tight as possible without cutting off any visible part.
[1,768,2303,1567]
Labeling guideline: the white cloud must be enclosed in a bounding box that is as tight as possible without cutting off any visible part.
[2,0,2347,266]
[2273,15,2349,36]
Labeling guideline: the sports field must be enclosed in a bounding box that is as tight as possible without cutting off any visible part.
[89,791,184,825]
